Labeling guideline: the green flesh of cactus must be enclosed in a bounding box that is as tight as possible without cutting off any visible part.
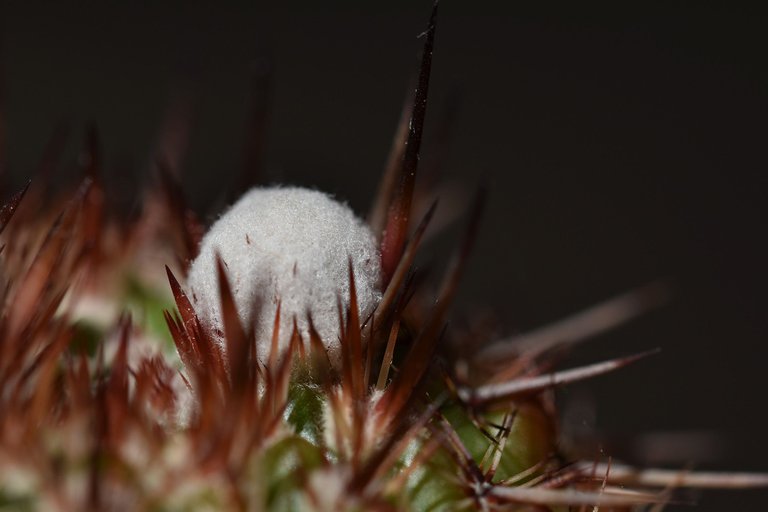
[275,378,557,511]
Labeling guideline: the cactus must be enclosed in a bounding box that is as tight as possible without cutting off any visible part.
[1,4,767,511]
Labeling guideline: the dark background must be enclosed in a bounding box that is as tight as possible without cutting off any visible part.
[2,2,767,509]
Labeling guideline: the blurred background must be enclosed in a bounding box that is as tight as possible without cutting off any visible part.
[2,2,767,509]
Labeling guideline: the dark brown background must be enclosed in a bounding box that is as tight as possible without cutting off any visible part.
[2,2,767,509]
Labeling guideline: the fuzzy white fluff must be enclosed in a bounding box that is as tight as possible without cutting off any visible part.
[186,186,381,366]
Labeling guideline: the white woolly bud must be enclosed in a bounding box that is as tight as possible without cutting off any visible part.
[186,186,381,366]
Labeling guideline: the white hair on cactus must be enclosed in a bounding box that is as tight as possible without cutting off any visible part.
[186,186,381,366]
